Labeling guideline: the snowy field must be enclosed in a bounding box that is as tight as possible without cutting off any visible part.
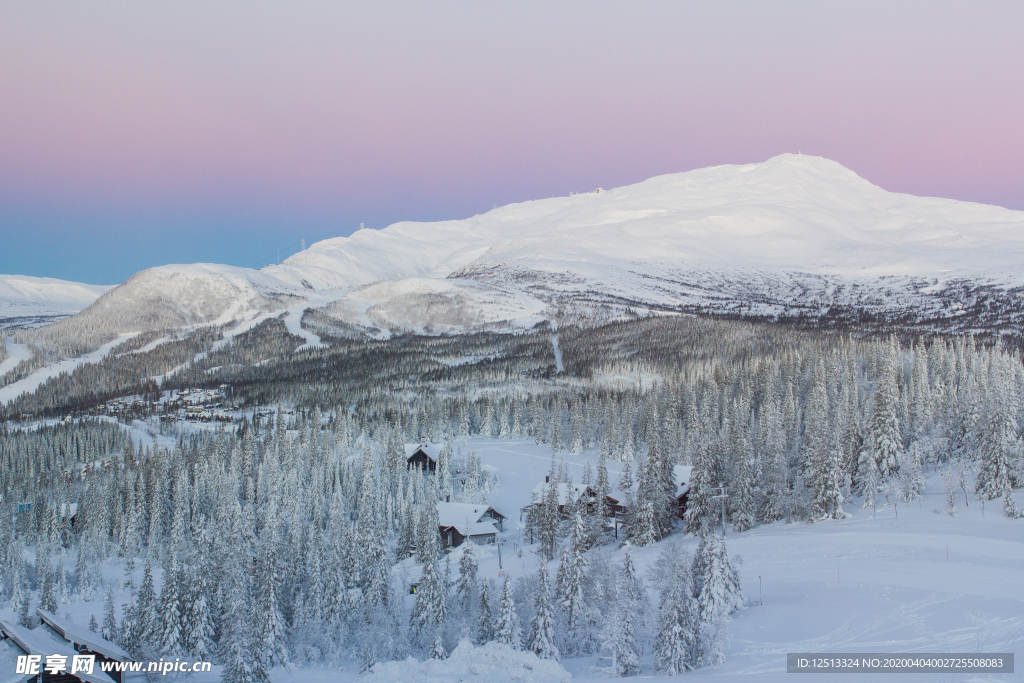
[4,436,1018,683]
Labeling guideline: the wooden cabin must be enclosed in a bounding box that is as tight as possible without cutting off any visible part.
[527,477,623,516]
[437,502,506,548]
[405,442,443,472]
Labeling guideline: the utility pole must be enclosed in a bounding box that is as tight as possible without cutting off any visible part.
[710,485,729,538]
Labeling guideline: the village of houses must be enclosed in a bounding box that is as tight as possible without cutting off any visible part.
[402,441,692,587]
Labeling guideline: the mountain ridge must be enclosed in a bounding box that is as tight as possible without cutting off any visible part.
[18,154,1024,339]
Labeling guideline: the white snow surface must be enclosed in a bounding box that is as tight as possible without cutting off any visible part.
[67,154,1024,336]
[0,338,32,377]
[366,641,571,683]
[0,274,112,317]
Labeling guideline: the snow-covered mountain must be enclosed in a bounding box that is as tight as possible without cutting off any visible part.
[0,274,113,326]
[67,154,1024,337]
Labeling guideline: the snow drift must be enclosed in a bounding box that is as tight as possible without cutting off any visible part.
[366,641,571,683]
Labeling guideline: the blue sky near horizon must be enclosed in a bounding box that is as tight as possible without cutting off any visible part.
[2,1,1023,285]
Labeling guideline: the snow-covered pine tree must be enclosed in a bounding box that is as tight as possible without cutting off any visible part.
[527,562,559,660]
[694,533,742,666]
[455,541,479,616]
[476,579,496,645]
[37,548,57,614]
[156,556,183,655]
[555,510,588,629]
[897,442,925,502]
[756,394,788,523]
[102,587,118,644]
[730,424,756,531]
[943,465,958,515]
[410,556,447,647]
[654,546,697,675]
[221,556,268,683]
[183,569,213,660]
[255,517,289,668]
[684,434,716,536]
[974,364,1021,513]
[437,442,453,502]
[590,450,611,545]
[860,345,902,484]
[495,576,521,649]
[538,477,560,561]
[134,559,158,645]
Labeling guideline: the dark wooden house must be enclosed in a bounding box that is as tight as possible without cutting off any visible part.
[437,502,506,549]
[405,442,442,472]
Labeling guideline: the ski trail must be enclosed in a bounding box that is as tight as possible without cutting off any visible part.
[550,334,563,373]
[0,337,32,377]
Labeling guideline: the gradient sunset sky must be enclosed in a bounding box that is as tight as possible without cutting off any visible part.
[2,1,1023,284]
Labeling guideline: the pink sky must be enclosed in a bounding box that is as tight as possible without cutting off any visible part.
[1,1,1022,283]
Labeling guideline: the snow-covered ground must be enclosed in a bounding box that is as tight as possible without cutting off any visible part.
[433,439,1023,683]
[0,274,112,318]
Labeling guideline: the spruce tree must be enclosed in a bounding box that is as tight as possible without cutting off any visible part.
[495,576,521,649]
[102,587,119,644]
[527,562,559,660]
[654,546,697,675]
[555,511,588,628]
[476,579,496,645]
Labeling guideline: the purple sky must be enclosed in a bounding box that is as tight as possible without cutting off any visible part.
[2,1,1022,284]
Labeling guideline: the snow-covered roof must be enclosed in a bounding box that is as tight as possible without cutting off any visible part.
[437,502,504,529]
[440,520,499,538]
[674,465,694,498]
[36,609,131,661]
[405,442,443,461]
[0,638,35,683]
[0,620,117,683]
[529,481,596,506]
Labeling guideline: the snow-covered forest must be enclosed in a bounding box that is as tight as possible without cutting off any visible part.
[0,316,1022,680]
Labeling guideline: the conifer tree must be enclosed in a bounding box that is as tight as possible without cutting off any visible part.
[455,542,479,614]
[654,546,697,675]
[135,559,158,645]
[495,576,521,649]
[555,511,588,628]
[157,558,182,655]
[410,557,447,646]
[476,579,496,645]
[527,562,559,660]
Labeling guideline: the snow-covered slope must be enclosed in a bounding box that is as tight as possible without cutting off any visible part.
[0,274,113,326]
[0,274,112,317]
[66,154,1024,337]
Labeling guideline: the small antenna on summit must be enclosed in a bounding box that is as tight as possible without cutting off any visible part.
[301,239,305,251]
